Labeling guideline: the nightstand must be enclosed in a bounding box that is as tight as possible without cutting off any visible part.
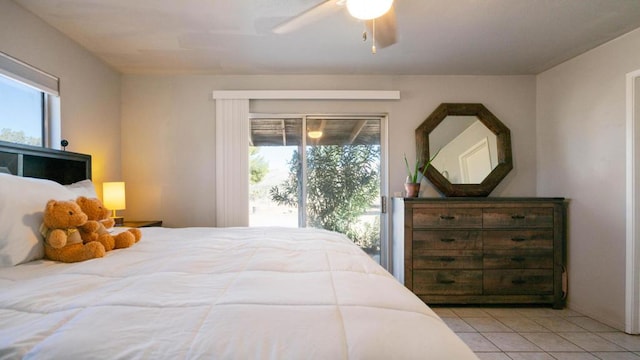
[119,220,163,228]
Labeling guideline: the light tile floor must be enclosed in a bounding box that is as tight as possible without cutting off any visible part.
[433,306,640,360]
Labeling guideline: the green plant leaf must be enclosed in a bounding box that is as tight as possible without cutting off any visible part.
[404,153,414,182]
[404,149,442,184]
[425,148,441,168]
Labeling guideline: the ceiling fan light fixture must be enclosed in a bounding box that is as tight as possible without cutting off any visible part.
[346,0,393,20]
[308,130,323,139]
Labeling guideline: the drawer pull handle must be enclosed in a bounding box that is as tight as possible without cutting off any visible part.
[511,237,526,242]
[440,215,455,220]
[440,238,456,243]
[512,279,527,285]
[438,279,456,284]
[511,214,526,220]
[511,257,526,262]
[439,257,456,262]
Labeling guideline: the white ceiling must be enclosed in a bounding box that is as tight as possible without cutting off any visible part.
[13,0,640,75]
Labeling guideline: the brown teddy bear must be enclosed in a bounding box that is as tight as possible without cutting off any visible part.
[76,196,141,251]
[40,199,106,263]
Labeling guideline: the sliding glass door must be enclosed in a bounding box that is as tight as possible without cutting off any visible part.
[249,115,386,264]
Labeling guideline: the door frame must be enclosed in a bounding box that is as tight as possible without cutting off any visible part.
[249,112,390,269]
[458,137,491,183]
[626,69,640,334]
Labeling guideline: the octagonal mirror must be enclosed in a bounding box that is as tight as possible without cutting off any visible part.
[416,103,512,197]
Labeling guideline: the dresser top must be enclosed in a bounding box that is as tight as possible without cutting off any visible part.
[396,197,565,202]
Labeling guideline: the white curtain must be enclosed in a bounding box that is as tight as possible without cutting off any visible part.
[215,98,249,227]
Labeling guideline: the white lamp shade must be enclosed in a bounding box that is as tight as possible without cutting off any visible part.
[103,182,126,211]
[346,0,393,20]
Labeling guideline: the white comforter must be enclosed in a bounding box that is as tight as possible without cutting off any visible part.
[0,227,476,359]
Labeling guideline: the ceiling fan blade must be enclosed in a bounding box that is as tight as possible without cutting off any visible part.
[273,0,343,34]
[366,5,397,48]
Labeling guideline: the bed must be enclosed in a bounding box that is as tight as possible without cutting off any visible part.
[0,141,477,359]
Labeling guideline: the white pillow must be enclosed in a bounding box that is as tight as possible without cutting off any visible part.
[0,173,77,267]
[64,179,98,198]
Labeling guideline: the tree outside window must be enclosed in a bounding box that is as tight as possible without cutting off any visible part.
[270,144,380,253]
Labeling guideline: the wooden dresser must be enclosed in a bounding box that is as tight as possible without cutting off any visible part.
[392,197,567,309]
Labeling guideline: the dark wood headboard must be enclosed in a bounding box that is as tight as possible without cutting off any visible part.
[0,140,91,185]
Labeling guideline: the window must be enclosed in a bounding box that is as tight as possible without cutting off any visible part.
[249,115,386,264]
[0,52,60,148]
[0,75,44,146]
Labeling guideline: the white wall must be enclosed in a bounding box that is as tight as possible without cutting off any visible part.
[0,0,121,188]
[537,27,640,329]
[121,75,536,227]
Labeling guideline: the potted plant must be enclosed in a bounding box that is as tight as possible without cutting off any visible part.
[404,149,440,197]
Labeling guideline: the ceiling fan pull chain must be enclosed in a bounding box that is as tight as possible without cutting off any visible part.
[371,18,377,54]
[362,23,367,42]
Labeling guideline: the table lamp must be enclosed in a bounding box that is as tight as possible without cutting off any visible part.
[103,181,126,226]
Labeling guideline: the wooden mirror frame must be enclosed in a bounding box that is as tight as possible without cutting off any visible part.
[416,103,513,197]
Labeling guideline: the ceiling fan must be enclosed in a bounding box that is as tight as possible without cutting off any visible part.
[273,0,398,54]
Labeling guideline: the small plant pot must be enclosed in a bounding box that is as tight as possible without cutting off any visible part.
[404,183,420,197]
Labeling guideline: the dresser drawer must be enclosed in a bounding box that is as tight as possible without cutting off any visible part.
[484,230,554,249]
[413,230,482,250]
[484,270,553,295]
[414,270,482,295]
[484,249,554,269]
[483,207,553,228]
[413,208,482,228]
[414,250,483,269]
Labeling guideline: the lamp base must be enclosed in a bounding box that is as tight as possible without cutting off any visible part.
[112,216,124,226]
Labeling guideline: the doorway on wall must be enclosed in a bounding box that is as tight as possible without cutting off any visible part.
[626,69,640,334]
[248,114,387,264]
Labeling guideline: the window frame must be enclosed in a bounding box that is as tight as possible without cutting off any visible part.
[0,51,60,149]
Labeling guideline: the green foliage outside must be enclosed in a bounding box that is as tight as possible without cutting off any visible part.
[249,147,269,202]
[270,145,381,253]
[250,147,269,184]
[0,128,41,146]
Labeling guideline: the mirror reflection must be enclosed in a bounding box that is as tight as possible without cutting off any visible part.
[428,116,498,184]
